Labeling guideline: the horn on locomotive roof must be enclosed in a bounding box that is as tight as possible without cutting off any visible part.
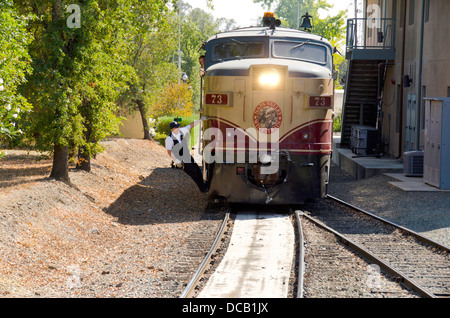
[263,12,281,30]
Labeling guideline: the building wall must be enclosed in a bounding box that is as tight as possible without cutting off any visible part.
[119,112,144,139]
[379,0,450,157]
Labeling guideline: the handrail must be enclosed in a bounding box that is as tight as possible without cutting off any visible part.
[346,18,395,51]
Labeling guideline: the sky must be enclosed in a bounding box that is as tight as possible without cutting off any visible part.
[184,0,354,28]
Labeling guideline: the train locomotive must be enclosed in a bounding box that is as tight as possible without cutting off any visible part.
[199,13,335,205]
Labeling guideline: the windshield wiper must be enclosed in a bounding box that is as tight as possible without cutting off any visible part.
[231,38,247,46]
[231,38,249,56]
[290,40,310,52]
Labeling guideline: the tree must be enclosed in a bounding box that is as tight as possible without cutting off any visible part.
[180,7,217,109]
[15,0,83,183]
[118,0,230,133]
[254,0,346,42]
[151,81,194,119]
[118,8,179,141]
[15,0,138,180]
[253,0,347,87]
[70,1,134,172]
[0,0,33,158]
[268,0,332,29]
[314,10,347,88]
[313,9,347,49]
[178,2,234,111]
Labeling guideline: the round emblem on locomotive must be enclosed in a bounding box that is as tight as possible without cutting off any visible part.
[253,101,283,133]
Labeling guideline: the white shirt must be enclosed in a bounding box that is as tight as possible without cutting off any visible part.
[165,126,191,151]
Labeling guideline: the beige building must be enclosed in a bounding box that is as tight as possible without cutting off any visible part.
[119,111,145,139]
[342,0,450,158]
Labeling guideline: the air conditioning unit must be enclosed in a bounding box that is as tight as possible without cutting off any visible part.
[351,125,377,155]
[403,150,424,177]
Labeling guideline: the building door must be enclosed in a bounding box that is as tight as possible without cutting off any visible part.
[406,93,416,151]
[424,99,442,187]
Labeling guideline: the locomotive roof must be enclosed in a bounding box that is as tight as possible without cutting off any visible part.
[207,26,332,46]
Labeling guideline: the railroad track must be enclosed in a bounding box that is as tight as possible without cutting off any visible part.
[181,196,449,298]
[300,195,450,298]
[180,208,232,298]
[297,211,419,297]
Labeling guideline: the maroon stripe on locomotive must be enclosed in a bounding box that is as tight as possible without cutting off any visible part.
[202,117,332,155]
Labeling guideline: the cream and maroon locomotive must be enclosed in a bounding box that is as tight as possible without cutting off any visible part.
[199,13,335,204]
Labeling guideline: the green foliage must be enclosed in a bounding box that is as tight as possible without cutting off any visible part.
[69,1,136,158]
[314,10,347,48]
[0,0,228,165]
[255,0,347,49]
[268,0,332,28]
[155,132,168,146]
[8,0,177,175]
[179,5,220,108]
[157,114,198,136]
[16,0,135,157]
[177,1,234,112]
[156,114,199,147]
[117,6,179,140]
[151,82,194,119]
[253,0,347,88]
[121,1,231,131]
[0,0,33,153]
[333,112,342,133]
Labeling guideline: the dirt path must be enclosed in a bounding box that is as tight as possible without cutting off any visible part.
[0,138,223,297]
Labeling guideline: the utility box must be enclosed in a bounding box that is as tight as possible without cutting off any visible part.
[403,150,424,177]
[350,125,377,155]
[423,98,450,190]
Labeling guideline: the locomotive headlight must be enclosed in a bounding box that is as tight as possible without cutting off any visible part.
[258,69,280,88]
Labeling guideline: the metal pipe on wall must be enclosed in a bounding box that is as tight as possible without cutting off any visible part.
[416,0,425,150]
[398,0,407,158]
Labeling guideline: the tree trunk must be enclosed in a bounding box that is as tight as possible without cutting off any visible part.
[76,146,91,172]
[76,98,92,172]
[136,99,151,140]
[50,144,71,183]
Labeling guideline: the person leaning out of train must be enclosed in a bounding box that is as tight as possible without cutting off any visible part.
[165,120,209,193]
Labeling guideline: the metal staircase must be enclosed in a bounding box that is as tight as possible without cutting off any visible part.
[340,60,381,147]
[341,16,395,148]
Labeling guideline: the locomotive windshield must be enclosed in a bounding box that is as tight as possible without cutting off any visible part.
[273,40,331,68]
[212,39,266,62]
[206,32,333,71]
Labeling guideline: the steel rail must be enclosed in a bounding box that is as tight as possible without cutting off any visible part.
[180,209,230,298]
[294,210,306,298]
[327,194,450,253]
[299,211,436,298]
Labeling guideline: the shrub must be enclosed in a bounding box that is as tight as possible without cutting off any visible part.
[333,113,342,133]
[155,132,167,146]
[156,114,199,148]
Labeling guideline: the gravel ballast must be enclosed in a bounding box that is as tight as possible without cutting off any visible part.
[1,138,449,298]
[0,139,225,297]
[327,163,450,248]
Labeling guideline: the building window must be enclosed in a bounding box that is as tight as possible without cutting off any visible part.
[425,0,430,22]
[409,0,415,25]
